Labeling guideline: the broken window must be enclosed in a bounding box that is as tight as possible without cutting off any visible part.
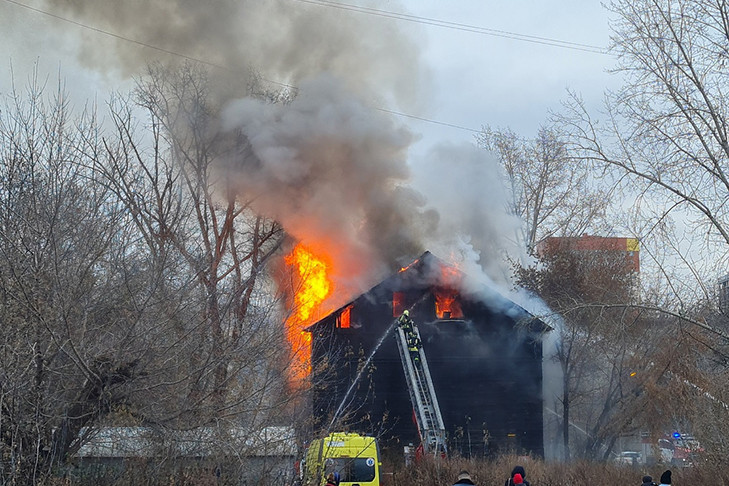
[434,288,463,319]
[337,305,352,329]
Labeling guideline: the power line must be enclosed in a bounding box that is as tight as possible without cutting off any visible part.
[1,0,298,91]
[290,0,609,54]
[2,0,485,133]
[375,107,480,133]
[3,0,226,69]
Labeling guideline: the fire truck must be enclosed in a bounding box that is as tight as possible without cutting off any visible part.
[666,434,703,467]
[641,434,704,467]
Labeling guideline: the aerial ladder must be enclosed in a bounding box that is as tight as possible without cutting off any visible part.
[394,313,447,457]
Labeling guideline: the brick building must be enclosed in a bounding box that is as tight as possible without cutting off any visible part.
[536,235,640,273]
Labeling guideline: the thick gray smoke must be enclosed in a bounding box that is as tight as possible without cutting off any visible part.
[222,74,439,297]
[37,0,527,301]
[42,0,427,109]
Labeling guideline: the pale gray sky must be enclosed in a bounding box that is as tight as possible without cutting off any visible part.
[397,0,619,152]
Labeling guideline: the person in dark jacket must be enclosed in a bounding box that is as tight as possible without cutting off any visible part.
[659,470,672,485]
[398,309,414,334]
[641,475,656,486]
[453,470,476,486]
[505,466,530,486]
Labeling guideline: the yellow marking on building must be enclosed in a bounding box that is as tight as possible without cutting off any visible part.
[626,238,640,252]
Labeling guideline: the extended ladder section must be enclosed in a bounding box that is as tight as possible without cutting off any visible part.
[395,322,447,456]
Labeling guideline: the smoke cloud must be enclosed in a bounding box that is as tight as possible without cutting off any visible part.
[222,74,438,298]
[42,0,427,109]
[38,0,527,299]
[412,142,527,288]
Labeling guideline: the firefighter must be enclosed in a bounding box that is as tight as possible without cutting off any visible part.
[407,330,421,365]
[398,309,414,334]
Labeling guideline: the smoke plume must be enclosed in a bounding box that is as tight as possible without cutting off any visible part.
[222,74,439,297]
[38,0,527,300]
[413,142,527,288]
[42,0,427,109]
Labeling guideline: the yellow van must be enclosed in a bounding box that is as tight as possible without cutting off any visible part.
[302,432,381,486]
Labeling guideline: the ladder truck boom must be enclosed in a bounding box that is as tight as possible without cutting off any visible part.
[394,316,446,456]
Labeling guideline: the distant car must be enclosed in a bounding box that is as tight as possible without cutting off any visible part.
[617,451,642,466]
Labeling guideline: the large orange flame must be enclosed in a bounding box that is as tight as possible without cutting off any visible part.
[435,288,463,319]
[284,243,334,381]
[435,263,463,319]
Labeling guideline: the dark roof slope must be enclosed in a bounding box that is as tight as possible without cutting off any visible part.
[306,251,550,333]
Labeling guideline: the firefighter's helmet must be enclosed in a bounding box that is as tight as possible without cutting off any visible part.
[402,310,409,317]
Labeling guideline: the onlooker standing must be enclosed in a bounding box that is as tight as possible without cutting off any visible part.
[641,475,656,486]
[659,470,672,485]
[505,466,531,486]
[452,470,476,486]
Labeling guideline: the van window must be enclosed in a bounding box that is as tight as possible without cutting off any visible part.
[324,458,376,482]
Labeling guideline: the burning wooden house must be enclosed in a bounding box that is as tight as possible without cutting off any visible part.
[306,251,548,458]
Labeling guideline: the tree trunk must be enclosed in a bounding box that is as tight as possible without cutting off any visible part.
[563,372,571,462]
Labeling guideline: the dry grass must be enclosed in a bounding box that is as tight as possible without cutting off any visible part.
[49,454,724,485]
[385,454,719,486]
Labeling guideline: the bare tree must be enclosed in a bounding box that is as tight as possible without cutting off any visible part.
[560,0,729,313]
[554,0,729,458]
[517,242,668,461]
[95,63,292,424]
[476,125,610,254]
[0,65,297,484]
[0,73,149,482]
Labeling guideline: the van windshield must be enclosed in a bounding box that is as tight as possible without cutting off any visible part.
[324,457,376,482]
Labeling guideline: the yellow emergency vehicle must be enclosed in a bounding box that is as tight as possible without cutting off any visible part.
[302,432,381,486]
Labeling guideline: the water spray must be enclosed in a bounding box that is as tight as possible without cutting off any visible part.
[326,296,427,432]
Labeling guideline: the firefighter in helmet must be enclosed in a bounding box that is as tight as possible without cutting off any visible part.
[407,330,422,365]
[398,309,414,334]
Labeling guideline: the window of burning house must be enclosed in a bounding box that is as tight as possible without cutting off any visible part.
[434,287,463,319]
[336,305,353,329]
[392,292,406,317]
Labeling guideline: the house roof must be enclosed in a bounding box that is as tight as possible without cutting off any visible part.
[75,426,297,458]
[306,251,550,333]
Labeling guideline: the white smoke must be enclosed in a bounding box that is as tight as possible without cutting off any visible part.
[412,141,528,288]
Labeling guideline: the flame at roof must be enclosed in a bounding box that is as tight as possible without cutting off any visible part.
[305,251,550,333]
